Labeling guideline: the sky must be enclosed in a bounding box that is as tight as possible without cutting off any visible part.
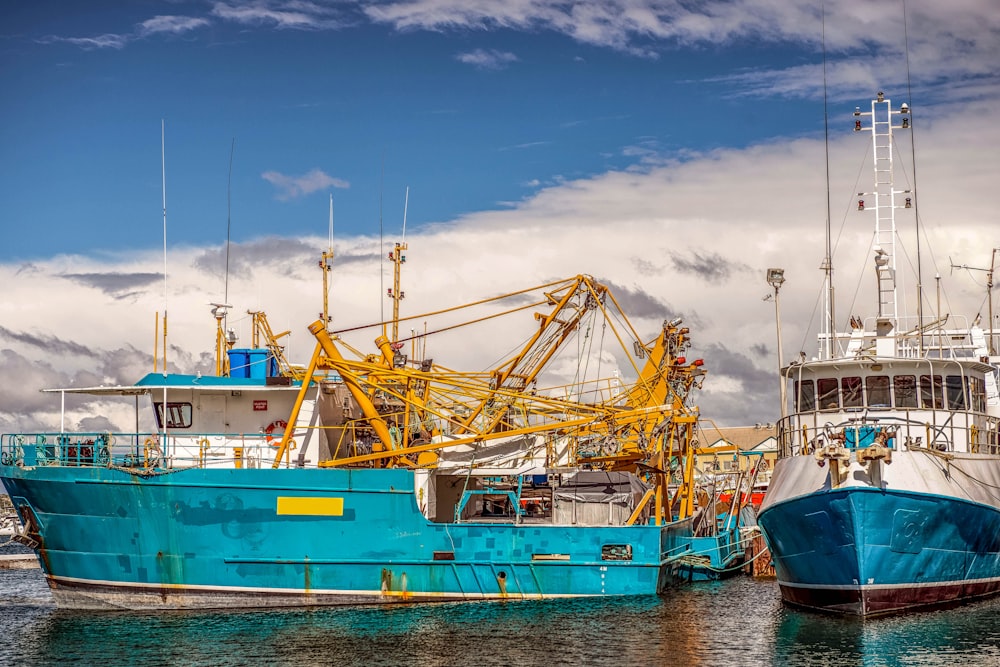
[1,0,998,433]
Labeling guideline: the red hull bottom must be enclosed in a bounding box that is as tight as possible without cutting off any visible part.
[779,579,1000,616]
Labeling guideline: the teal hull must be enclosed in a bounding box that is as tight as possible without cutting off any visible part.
[2,464,697,609]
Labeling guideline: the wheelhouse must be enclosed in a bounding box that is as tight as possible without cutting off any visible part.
[779,357,1000,457]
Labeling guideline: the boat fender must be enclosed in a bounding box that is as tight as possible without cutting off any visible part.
[265,420,288,446]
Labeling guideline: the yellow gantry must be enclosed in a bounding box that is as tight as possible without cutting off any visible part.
[271,275,707,521]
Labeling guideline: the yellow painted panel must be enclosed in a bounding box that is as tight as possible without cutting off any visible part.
[276,496,344,516]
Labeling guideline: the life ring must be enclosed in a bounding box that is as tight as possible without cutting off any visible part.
[265,420,288,447]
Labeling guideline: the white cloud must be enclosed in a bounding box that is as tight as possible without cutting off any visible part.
[261,169,350,200]
[38,33,130,50]
[32,0,1000,102]
[210,1,348,29]
[37,14,209,50]
[4,94,996,430]
[138,15,212,36]
[455,48,518,70]
[367,0,1000,92]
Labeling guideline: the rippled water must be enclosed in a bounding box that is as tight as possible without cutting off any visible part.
[3,546,1000,667]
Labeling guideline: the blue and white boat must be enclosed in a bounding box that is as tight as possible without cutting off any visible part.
[0,269,740,610]
[757,93,1000,616]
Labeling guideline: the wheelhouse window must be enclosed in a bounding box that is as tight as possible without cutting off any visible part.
[945,375,967,410]
[893,375,917,408]
[865,376,890,408]
[970,377,986,412]
[817,378,839,410]
[920,375,943,409]
[842,377,863,408]
[795,380,816,411]
[154,402,193,429]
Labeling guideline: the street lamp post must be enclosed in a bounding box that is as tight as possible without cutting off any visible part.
[766,268,787,422]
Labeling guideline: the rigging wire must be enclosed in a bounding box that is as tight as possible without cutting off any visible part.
[902,0,925,351]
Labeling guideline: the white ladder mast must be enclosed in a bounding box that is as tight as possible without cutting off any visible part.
[855,91,911,326]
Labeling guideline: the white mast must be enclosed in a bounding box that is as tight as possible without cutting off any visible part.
[855,92,911,328]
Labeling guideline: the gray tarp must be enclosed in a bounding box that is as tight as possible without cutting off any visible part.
[552,471,649,525]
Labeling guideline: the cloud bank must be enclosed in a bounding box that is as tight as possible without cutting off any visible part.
[3,100,995,433]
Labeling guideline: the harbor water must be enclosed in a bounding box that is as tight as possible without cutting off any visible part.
[3,544,1000,666]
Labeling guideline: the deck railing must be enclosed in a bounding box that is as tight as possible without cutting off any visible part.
[775,410,1000,458]
[0,432,286,470]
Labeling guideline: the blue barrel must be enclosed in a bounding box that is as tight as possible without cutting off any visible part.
[228,350,251,378]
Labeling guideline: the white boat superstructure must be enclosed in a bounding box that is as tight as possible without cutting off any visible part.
[758,92,1000,616]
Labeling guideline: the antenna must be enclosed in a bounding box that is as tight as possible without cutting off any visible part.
[903,0,924,354]
[320,194,334,327]
[160,119,169,448]
[950,250,999,355]
[161,119,168,377]
[820,3,836,359]
[402,186,409,243]
[224,137,235,341]
[379,157,385,331]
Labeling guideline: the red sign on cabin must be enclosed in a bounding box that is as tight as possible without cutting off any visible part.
[253,400,268,411]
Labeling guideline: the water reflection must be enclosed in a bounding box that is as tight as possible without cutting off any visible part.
[3,566,1000,667]
[774,596,1000,667]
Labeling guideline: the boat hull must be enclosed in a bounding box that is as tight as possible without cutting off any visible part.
[758,486,1000,615]
[1,464,694,610]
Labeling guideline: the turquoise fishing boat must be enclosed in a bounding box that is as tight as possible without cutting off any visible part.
[1,263,740,609]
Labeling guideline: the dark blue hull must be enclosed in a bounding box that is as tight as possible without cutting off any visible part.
[758,487,1000,615]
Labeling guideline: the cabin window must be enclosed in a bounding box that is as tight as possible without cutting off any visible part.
[865,376,890,408]
[970,377,986,412]
[817,378,839,410]
[153,402,193,429]
[945,375,967,410]
[795,380,816,411]
[920,375,943,409]
[842,377,863,408]
[893,375,917,408]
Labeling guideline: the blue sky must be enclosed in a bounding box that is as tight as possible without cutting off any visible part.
[1,0,998,429]
[5,1,832,258]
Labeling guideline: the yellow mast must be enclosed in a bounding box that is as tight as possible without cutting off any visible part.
[386,187,409,343]
[388,241,407,343]
[321,193,334,330]
[153,311,159,373]
[211,304,232,376]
